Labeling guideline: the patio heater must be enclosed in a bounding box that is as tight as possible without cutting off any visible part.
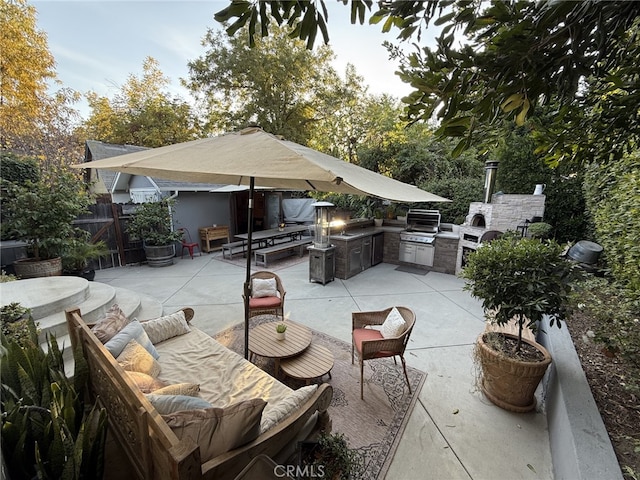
[308,202,335,285]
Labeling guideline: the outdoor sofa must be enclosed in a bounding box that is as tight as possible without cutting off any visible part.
[65,307,333,480]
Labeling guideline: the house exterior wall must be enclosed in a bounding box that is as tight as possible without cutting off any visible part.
[172,192,233,244]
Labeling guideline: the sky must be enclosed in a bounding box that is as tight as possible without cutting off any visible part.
[33,1,437,120]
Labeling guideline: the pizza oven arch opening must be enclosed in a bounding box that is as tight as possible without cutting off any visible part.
[471,214,486,228]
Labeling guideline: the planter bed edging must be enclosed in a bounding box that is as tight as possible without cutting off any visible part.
[538,317,623,480]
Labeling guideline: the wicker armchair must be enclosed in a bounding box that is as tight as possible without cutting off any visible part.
[352,306,416,400]
[244,271,286,318]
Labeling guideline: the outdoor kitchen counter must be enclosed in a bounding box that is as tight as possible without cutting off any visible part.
[330,227,391,279]
[329,226,459,277]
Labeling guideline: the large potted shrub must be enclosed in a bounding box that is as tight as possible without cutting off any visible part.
[126,199,182,267]
[62,233,110,281]
[460,233,576,412]
[3,171,93,278]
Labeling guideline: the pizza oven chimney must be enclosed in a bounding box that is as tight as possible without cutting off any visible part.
[483,161,499,203]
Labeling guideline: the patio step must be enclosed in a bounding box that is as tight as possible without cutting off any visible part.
[0,276,164,376]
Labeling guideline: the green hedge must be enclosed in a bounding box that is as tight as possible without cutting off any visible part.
[584,153,640,301]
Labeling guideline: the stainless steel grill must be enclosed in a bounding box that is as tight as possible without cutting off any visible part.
[406,209,441,234]
[399,209,440,266]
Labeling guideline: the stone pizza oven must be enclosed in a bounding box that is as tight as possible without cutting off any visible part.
[456,161,546,273]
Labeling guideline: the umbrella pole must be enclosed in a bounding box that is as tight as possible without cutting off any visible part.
[243,177,255,359]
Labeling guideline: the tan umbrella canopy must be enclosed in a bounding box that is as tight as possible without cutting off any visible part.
[75,127,449,203]
[74,127,450,357]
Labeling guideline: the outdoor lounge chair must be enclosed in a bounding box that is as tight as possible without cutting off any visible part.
[244,271,286,318]
[352,306,416,400]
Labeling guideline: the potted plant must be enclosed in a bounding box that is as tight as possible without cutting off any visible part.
[126,199,183,267]
[460,233,576,412]
[3,171,93,278]
[275,321,287,340]
[297,432,362,480]
[62,234,110,281]
[373,209,384,227]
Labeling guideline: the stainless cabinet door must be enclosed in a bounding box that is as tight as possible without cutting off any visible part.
[415,244,434,266]
[399,242,416,263]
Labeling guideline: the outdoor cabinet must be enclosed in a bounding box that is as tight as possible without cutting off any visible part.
[348,242,363,277]
[372,232,384,266]
[199,226,230,252]
[308,245,335,285]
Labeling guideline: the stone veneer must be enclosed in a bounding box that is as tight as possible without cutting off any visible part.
[456,194,546,273]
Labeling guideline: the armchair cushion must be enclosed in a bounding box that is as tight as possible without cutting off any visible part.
[380,307,407,338]
[252,278,278,298]
[353,328,395,358]
[249,296,282,309]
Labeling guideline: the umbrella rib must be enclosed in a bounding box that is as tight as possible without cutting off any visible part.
[306,180,317,190]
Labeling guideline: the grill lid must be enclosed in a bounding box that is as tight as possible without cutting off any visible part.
[406,209,441,233]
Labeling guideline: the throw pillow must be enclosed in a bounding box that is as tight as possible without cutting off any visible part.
[91,304,131,343]
[251,278,278,298]
[162,398,266,462]
[117,339,161,377]
[152,383,200,397]
[146,394,212,414]
[380,307,407,338]
[260,385,317,433]
[126,371,166,393]
[104,320,159,359]
[141,310,191,344]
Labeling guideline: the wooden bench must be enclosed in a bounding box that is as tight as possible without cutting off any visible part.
[222,240,262,259]
[254,238,313,267]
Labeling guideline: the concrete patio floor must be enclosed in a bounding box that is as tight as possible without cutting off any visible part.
[94,253,553,480]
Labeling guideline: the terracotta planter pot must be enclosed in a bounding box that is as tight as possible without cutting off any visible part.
[143,244,175,267]
[13,257,62,278]
[476,332,551,413]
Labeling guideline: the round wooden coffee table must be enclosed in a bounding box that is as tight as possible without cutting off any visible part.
[280,344,334,385]
[248,321,312,376]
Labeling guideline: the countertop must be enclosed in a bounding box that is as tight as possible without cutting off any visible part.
[330,226,400,241]
[330,226,460,241]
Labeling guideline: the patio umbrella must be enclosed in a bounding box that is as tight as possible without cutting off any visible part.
[74,127,450,358]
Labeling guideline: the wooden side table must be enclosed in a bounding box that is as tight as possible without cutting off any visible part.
[248,321,312,377]
[280,344,334,385]
[199,226,230,252]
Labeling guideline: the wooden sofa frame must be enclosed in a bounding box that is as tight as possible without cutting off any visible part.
[65,308,333,480]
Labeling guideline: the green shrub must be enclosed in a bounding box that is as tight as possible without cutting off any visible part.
[126,199,183,246]
[527,222,553,239]
[0,152,40,186]
[571,277,640,375]
[584,153,640,302]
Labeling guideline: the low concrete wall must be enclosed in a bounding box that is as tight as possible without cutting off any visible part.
[538,317,623,480]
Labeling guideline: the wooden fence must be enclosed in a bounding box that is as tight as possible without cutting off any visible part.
[73,195,145,269]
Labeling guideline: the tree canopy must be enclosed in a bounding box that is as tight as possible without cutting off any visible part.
[216,0,640,165]
[185,26,347,145]
[82,57,202,148]
[0,0,82,170]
